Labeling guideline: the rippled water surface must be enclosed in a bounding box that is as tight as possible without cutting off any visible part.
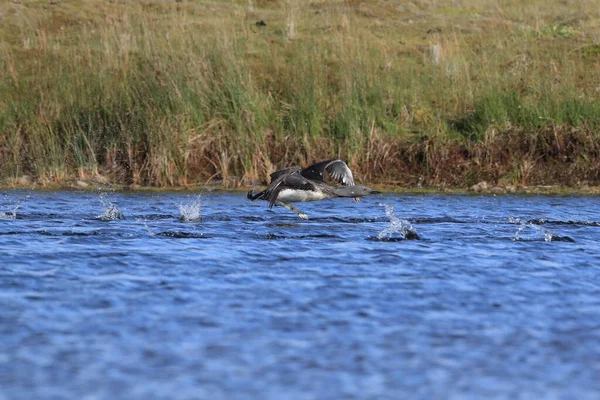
[2,190,600,399]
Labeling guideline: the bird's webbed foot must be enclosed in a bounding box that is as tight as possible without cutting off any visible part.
[276,201,309,220]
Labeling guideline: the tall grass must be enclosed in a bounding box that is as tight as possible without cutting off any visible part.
[1,0,599,187]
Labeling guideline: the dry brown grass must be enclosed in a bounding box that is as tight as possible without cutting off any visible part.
[1,0,599,188]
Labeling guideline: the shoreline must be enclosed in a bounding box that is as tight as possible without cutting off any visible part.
[2,2,600,193]
[1,179,599,196]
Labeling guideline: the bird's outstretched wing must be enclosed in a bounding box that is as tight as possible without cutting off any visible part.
[301,159,355,186]
[264,171,316,208]
[269,166,301,182]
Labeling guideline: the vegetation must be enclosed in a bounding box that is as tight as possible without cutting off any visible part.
[1,0,599,188]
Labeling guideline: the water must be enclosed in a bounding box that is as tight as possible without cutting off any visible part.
[1,190,600,399]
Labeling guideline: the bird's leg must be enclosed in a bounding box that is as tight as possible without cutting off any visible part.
[276,201,308,220]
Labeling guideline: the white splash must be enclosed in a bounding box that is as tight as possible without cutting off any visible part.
[510,217,553,242]
[140,220,156,236]
[377,203,418,240]
[0,194,28,220]
[0,210,17,220]
[0,204,19,220]
[178,196,202,222]
[97,191,124,220]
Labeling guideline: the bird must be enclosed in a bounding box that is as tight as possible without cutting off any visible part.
[247,159,381,219]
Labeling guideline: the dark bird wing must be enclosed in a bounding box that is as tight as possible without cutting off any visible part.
[264,171,316,208]
[269,166,301,182]
[301,159,355,186]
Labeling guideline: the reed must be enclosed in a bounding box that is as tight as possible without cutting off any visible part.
[1,0,599,188]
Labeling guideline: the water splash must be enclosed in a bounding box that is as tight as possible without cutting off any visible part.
[510,217,560,242]
[97,191,124,220]
[178,196,202,222]
[0,210,17,220]
[0,194,29,220]
[140,220,156,236]
[377,203,419,240]
[99,204,125,221]
[0,203,19,220]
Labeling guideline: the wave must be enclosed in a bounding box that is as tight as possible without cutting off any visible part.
[156,231,208,239]
[526,218,600,227]
[512,235,575,243]
[366,234,419,241]
[261,233,342,240]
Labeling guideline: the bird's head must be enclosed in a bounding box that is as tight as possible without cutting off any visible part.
[335,185,381,200]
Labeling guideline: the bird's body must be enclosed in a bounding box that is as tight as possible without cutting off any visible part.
[247,159,380,219]
[276,187,330,203]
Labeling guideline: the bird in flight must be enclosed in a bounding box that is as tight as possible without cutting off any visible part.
[247,159,381,219]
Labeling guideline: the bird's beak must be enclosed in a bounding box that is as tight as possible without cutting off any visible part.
[371,190,381,194]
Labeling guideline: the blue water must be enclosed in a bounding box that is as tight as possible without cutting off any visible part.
[1,190,600,399]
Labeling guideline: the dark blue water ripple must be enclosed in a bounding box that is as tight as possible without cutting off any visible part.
[1,191,600,399]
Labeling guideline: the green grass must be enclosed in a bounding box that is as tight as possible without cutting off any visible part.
[1,0,599,187]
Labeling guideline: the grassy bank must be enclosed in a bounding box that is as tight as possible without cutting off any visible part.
[1,0,599,188]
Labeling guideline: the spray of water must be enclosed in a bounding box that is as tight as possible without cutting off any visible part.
[0,209,17,220]
[510,217,553,242]
[139,220,156,236]
[0,194,29,220]
[97,191,124,220]
[377,203,418,240]
[178,196,202,222]
[0,204,19,220]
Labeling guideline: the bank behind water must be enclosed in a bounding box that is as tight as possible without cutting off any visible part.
[1,1,599,189]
